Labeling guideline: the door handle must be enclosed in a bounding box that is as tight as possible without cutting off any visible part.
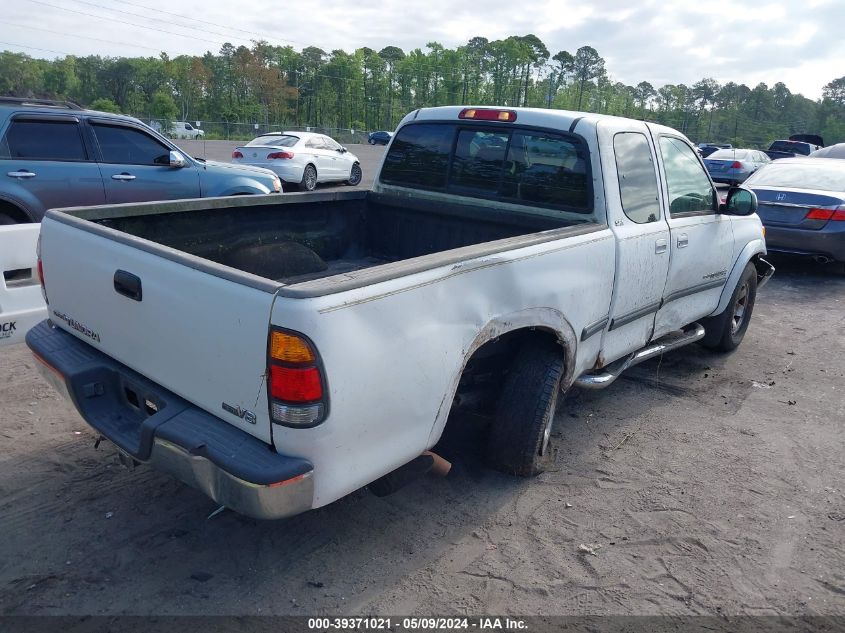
[111,173,136,181]
[114,270,142,301]
[655,238,667,254]
[7,170,36,178]
[677,233,689,248]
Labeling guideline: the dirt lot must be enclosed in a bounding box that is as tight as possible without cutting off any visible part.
[0,255,843,618]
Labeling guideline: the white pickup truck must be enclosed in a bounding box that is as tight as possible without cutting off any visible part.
[27,106,773,519]
[0,223,47,346]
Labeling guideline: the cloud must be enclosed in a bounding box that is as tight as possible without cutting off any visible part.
[2,0,842,97]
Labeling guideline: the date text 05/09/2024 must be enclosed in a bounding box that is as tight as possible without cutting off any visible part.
[307,617,528,631]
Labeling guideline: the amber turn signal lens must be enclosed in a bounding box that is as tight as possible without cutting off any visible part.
[270,331,315,363]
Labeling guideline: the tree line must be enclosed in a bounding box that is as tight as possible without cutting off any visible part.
[1,36,844,146]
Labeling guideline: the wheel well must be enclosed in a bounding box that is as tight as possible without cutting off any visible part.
[450,328,564,416]
[433,327,565,463]
[0,200,33,224]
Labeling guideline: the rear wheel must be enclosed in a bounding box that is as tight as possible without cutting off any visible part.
[368,138,376,145]
[0,213,16,225]
[346,163,362,186]
[700,262,757,352]
[486,338,564,477]
[299,164,317,192]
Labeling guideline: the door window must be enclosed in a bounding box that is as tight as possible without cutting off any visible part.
[322,136,342,151]
[659,136,716,216]
[1,119,87,161]
[92,123,171,165]
[613,132,661,223]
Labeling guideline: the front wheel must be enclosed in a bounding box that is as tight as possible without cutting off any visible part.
[700,262,757,352]
[346,163,362,186]
[299,164,317,192]
[368,138,376,145]
[0,213,17,225]
[486,338,565,477]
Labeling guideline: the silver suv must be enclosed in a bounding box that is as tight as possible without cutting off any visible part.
[0,97,282,224]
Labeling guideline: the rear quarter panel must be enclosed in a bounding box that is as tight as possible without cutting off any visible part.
[270,230,616,507]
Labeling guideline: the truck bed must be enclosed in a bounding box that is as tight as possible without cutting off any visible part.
[81,191,573,286]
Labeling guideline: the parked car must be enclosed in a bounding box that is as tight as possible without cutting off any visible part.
[704,148,770,185]
[697,143,732,158]
[745,157,845,263]
[764,134,824,161]
[368,131,393,145]
[810,143,845,159]
[28,105,772,519]
[169,121,204,139]
[232,132,362,191]
[0,97,281,224]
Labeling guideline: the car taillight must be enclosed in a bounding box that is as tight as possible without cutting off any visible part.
[730,161,742,168]
[232,150,243,159]
[267,328,326,427]
[805,208,833,220]
[267,151,294,160]
[458,108,517,122]
[833,206,845,221]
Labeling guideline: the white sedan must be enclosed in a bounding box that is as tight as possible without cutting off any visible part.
[232,132,362,191]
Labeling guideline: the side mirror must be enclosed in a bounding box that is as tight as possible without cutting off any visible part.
[169,150,187,168]
[721,187,757,216]
[339,146,347,153]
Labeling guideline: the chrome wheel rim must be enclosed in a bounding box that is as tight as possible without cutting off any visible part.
[731,282,749,335]
[350,165,361,185]
[305,168,316,190]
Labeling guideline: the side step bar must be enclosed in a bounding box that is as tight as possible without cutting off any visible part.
[575,323,705,390]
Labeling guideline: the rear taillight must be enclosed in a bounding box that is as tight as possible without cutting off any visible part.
[730,161,742,169]
[805,206,845,221]
[805,208,833,220]
[267,328,326,427]
[232,150,243,159]
[267,151,294,160]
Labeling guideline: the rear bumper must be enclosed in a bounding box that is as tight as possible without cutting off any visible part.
[258,163,306,184]
[26,320,314,520]
[763,223,845,262]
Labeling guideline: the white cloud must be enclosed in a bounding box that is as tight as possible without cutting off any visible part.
[1,0,842,98]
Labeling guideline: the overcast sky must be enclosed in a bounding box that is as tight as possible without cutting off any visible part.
[3,0,842,99]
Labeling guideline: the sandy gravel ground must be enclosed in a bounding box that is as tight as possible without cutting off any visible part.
[0,255,843,619]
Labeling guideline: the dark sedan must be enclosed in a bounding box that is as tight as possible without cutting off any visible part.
[368,131,393,145]
[745,157,845,263]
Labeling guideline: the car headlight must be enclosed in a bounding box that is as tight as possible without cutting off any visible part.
[272,177,282,193]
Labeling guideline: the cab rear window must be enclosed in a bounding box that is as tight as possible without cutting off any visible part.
[380,123,591,214]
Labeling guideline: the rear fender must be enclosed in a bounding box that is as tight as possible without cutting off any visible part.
[425,307,577,447]
[710,238,765,316]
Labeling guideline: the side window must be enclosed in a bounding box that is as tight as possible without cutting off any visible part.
[449,130,508,194]
[92,123,171,165]
[501,131,590,210]
[613,132,660,224]
[323,136,341,151]
[381,123,454,189]
[1,119,87,161]
[658,136,716,216]
[305,137,321,149]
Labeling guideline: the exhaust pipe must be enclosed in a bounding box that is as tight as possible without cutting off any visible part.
[368,451,452,497]
[813,255,833,264]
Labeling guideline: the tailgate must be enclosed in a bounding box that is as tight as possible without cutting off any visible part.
[40,214,277,444]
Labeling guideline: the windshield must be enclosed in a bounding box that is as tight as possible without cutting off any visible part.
[768,141,811,156]
[708,149,749,160]
[246,135,298,147]
[746,162,845,192]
